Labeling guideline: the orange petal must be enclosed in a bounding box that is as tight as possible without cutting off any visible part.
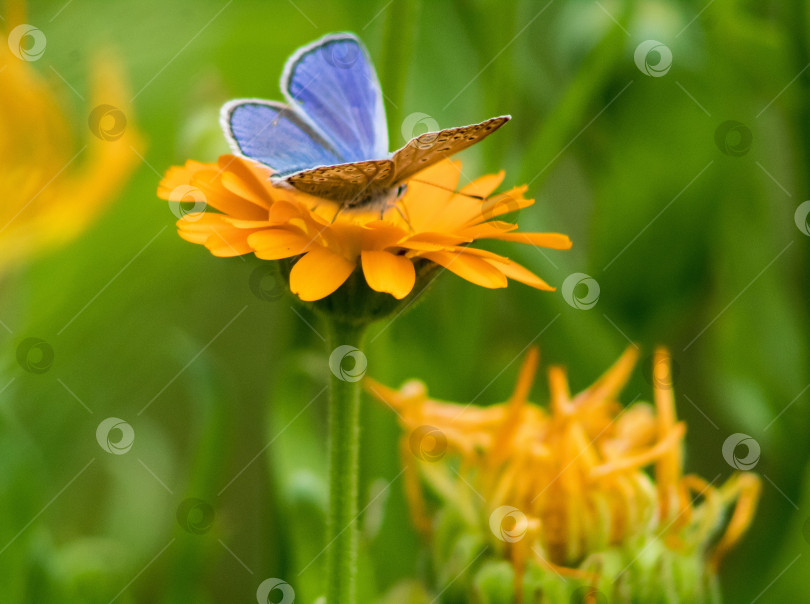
[422,250,508,289]
[217,155,275,206]
[177,227,210,245]
[267,200,310,225]
[488,258,554,291]
[473,186,533,223]
[222,217,271,229]
[361,250,416,299]
[442,245,510,262]
[176,212,231,245]
[158,163,207,198]
[401,232,469,250]
[176,213,255,256]
[409,158,462,189]
[358,223,410,250]
[402,159,461,228]
[289,246,356,301]
[205,227,255,256]
[400,181,452,230]
[248,229,313,260]
[460,170,505,198]
[456,221,518,240]
[188,169,268,220]
[220,171,272,210]
[488,232,572,249]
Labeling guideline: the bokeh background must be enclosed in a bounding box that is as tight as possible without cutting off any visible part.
[3,0,809,601]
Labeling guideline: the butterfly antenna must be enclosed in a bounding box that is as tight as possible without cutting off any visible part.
[408,178,485,201]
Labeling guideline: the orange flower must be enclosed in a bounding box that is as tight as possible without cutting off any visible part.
[368,348,761,601]
[157,154,571,301]
[0,1,141,273]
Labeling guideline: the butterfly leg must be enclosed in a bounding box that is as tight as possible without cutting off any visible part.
[394,203,414,232]
[390,183,414,230]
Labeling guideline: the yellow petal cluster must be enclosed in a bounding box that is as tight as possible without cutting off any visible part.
[368,347,760,596]
[0,2,141,273]
[158,155,571,301]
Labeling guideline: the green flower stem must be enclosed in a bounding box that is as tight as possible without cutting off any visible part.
[324,318,368,604]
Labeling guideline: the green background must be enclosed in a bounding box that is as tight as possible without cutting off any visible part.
[3,0,809,601]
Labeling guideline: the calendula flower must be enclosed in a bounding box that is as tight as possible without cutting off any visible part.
[157,154,571,304]
[159,35,571,604]
[368,348,761,603]
[0,2,141,274]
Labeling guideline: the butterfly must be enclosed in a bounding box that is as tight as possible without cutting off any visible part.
[220,32,510,213]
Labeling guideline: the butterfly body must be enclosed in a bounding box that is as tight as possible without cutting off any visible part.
[221,33,509,212]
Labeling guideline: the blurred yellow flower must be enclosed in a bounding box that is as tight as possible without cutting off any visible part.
[0,2,141,274]
[158,155,571,302]
[368,348,761,601]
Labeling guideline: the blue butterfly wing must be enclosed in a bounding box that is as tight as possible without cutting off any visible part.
[282,33,388,163]
[221,100,341,176]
